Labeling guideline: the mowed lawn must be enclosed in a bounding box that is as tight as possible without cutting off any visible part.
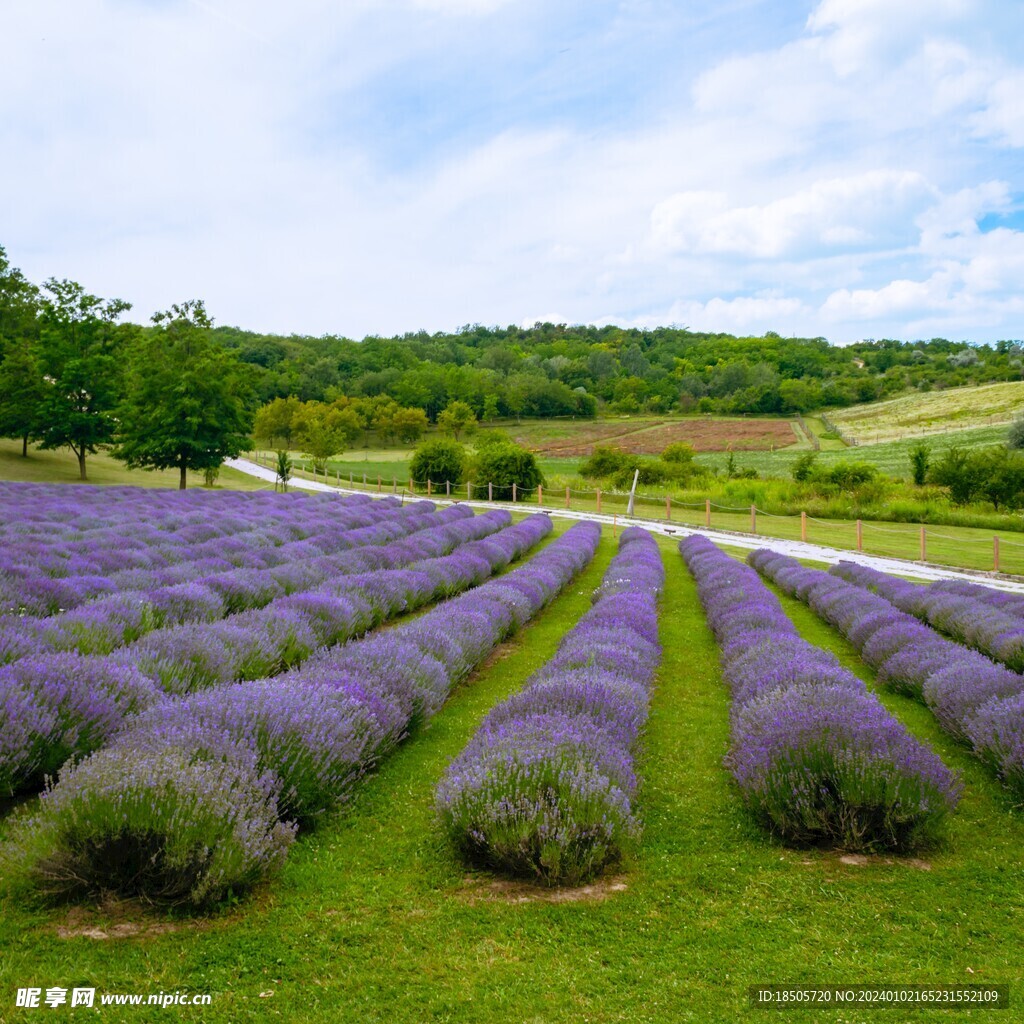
[1,530,1021,1023]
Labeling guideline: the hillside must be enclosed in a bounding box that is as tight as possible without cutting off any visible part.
[827,381,1024,445]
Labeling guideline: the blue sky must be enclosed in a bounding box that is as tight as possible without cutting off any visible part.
[2,0,1022,343]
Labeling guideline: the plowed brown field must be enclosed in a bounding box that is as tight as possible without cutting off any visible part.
[526,418,801,456]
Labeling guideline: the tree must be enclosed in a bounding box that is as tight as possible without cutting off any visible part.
[113,300,253,489]
[437,400,477,440]
[392,406,428,445]
[0,341,45,455]
[253,396,302,449]
[410,438,467,486]
[292,401,358,473]
[0,245,40,356]
[473,439,542,500]
[35,278,131,480]
[909,442,930,486]
[482,394,500,422]
[979,449,1024,510]
[930,447,989,505]
[275,449,292,492]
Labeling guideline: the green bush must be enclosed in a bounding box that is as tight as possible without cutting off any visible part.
[661,442,696,466]
[410,438,467,486]
[474,441,543,500]
[579,445,630,479]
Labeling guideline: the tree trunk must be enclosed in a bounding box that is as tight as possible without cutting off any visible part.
[21,434,28,457]
[77,447,87,480]
[179,461,188,490]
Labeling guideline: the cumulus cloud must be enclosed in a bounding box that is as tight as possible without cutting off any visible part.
[650,171,936,258]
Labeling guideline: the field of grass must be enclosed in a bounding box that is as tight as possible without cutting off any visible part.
[1,532,1020,1023]
[828,381,1024,444]
[0,441,269,492]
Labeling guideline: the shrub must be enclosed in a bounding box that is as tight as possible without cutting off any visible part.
[0,741,295,907]
[409,438,467,487]
[473,440,543,500]
[0,654,159,798]
[661,442,696,466]
[579,445,630,479]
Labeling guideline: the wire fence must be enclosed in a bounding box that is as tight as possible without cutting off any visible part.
[251,452,1024,575]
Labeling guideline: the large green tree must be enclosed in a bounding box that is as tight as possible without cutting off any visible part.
[0,341,46,455]
[35,278,131,479]
[114,300,253,489]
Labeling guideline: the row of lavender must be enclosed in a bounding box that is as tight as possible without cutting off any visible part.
[830,561,1024,673]
[0,487,393,614]
[2,491,415,617]
[753,551,1024,800]
[0,510,545,799]
[1,503,479,662]
[1,522,601,907]
[681,537,960,851]
[437,527,664,885]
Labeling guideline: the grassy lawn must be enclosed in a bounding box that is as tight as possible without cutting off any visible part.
[1,532,1020,1022]
[0,441,269,492]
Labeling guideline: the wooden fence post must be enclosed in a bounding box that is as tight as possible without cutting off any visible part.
[537,484,542,506]
[409,477,414,493]
[750,505,756,534]
[565,486,570,509]
[467,482,472,500]
[994,535,1000,572]
[427,479,432,496]
[705,498,711,528]
[512,483,517,502]
[596,489,602,514]
[362,472,367,486]
[801,510,807,543]
[920,526,927,561]
[488,482,493,501]
[856,519,862,551]
[446,480,451,496]
[666,496,671,520]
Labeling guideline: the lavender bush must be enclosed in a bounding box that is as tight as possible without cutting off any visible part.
[754,549,1024,796]
[683,536,959,851]
[0,739,295,907]
[437,527,663,885]
[0,653,160,798]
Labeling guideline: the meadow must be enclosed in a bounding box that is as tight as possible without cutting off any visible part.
[0,483,1022,1023]
[827,380,1024,444]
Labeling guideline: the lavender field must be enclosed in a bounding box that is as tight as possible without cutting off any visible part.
[0,482,1022,1022]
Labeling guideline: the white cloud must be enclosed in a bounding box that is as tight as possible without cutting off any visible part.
[650,171,935,258]
[972,69,1024,147]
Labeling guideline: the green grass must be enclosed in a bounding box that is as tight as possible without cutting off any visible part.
[1,533,1022,1022]
[0,440,269,491]
[828,381,1024,444]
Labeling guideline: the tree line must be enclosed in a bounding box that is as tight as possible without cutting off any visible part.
[217,322,1024,417]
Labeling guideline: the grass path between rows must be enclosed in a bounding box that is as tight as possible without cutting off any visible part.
[2,534,1023,1023]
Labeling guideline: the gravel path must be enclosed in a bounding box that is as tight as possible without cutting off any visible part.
[227,458,1024,594]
